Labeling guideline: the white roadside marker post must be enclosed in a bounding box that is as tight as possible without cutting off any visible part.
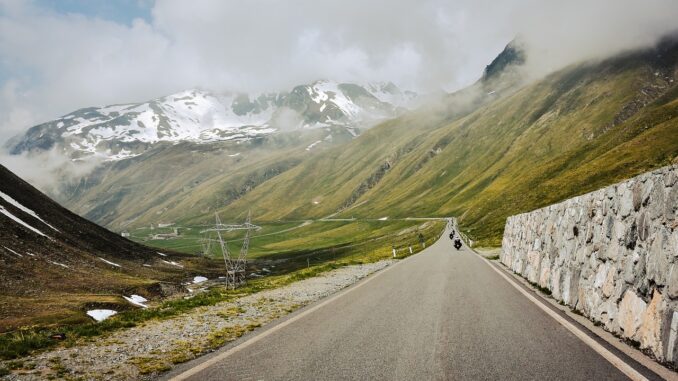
[409,246,413,254]
[392,245,396,258]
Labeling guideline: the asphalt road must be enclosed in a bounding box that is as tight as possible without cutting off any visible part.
[170,227,639,380]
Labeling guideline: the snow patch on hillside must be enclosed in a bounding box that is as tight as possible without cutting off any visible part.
[2,245,22,257]
[306,140,322,151]
[124,295,148,308]
[0,205,48,237]
[161,259,184,268]
[87,309,117,322]
[309,81,361,117]
[47,260,69,268]
[99,257,121,268]
[193,276,208,284]
[0,190,59,231]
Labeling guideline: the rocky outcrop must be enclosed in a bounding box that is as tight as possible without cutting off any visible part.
[501,164,678,365]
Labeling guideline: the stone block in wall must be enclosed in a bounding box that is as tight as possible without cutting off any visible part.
[639,290,667,359]
[664,312,678,363]
[668,264,678,299]
[618,290,647,340]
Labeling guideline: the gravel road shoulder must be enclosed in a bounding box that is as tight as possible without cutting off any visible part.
[1,260,394,380]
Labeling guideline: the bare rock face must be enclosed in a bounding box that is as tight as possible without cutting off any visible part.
[501,164,678,365]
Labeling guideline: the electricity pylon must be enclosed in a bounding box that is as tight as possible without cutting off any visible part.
[200,211,260,289]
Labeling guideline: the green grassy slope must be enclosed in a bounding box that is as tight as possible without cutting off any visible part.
[207,38,678,246]
[62,126,355,230]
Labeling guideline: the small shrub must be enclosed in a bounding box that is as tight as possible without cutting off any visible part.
[169,351,193,365]
[6,360,23,370]
[527,280,552,296]
[129,356,171,375]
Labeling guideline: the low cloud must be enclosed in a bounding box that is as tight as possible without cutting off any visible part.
[512,0,678,78]
[0,148,102,196]
[271,107,304,131]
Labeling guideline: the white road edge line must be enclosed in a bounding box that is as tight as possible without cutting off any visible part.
[167,246,427,381]
[474,254,649,381]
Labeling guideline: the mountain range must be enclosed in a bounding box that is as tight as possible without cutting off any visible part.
[6,35,678,250]
[9,81,417,161]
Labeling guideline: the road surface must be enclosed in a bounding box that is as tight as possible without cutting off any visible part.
[168,226,659,381]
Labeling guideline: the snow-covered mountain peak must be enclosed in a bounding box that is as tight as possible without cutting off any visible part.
[10,81,418,161]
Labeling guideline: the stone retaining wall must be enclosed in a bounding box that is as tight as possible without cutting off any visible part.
[501,164,678,365]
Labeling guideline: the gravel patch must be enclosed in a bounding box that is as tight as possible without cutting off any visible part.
[1,260,394,380]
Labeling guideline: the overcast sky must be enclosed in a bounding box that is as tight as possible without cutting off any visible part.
[0,0,677,144]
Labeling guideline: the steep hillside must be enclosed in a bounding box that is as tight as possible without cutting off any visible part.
[0,165,212,331]
[199,36,678,246]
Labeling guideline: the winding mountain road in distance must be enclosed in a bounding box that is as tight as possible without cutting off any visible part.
[166,227,661,381]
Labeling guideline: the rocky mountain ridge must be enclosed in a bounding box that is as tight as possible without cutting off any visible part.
[8,81,417,161]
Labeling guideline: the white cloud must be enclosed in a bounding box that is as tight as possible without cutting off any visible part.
[0,148,102,195]
[512,0,678,77]
[0,0,677,148]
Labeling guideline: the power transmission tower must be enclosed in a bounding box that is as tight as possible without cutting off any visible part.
[200,211,260,289]
[199,233,212,257]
